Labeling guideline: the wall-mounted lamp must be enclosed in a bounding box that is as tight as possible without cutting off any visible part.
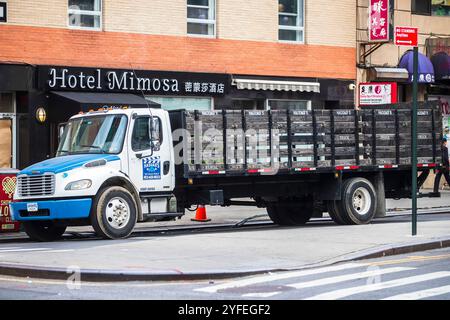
[36,107,47,123]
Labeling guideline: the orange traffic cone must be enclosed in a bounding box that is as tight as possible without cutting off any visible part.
[191,205,211,222]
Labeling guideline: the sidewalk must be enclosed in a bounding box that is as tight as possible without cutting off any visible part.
[0,211,449,281]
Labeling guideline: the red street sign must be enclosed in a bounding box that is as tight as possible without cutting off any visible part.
[395,26,418,47]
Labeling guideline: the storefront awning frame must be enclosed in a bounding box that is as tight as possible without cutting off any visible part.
[232,78,320,93]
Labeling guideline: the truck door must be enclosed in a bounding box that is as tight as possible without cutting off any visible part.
[128,115,173,194]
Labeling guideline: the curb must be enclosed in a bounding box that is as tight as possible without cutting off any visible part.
[0,236,449,282]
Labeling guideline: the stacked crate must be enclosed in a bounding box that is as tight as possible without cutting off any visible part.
[362,109,397,165]
[290,110,315,168]
[315,110,362,167]
[225,110,245,171]
[185,110,225,172]
[271,110,290,169]
[244,111,271,170]
[361,107,442,166]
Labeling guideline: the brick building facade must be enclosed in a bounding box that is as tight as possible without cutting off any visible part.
[0,0,358,169]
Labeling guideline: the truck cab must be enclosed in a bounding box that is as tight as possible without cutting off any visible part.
[10,107,179,241]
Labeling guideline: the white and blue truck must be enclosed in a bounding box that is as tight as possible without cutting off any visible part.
[10,103,442,241]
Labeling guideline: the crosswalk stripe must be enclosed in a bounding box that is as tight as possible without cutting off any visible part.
[195,263,366,293]
[288,267,414,289]
[242,292,281,298]
[382,285,450,300]
[306,271,450,300]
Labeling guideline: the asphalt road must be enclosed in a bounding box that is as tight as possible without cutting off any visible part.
[0,247,449,300]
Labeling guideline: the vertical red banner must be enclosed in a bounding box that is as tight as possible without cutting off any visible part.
[369,0,390,42]
[0,173,20,232]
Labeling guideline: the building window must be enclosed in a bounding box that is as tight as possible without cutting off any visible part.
[278,0,304,42]
[146,96,212,111]
[268,99,311,110]
[187,0,216,36]
[412,0,450,16]
[0,2,7,23]
[412,0,432,15]
[68,0,102,30]
[431,0,450,16]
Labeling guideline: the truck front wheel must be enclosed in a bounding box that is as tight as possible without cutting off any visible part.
[91,186,138,239]
[23,221,67,242]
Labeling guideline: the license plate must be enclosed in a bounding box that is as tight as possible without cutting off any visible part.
[27,203,39,212]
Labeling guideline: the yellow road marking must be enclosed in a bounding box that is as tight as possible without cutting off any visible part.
[0,276,204,287]
[368,254,450,266]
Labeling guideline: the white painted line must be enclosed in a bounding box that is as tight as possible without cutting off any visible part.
[242,292,281,298]
[195,263,366,293]
[306,271,450,300]
[0,247,22,250]
[288,267,414,289]
[0,248,51,253]
[382,285,450,300]
[38,250,75,253]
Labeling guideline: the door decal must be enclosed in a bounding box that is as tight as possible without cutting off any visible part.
[143,156,161,180]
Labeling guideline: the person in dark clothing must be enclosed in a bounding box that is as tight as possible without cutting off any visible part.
[434,138,450,193]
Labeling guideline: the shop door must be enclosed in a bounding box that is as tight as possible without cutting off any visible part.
[0,118,12,168]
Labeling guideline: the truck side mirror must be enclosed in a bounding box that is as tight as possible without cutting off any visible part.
[149,117,161,152]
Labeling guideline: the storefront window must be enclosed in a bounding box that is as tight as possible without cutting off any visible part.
[147,96,212,111]
[68,0,102,30]
[187,0,216,37]
[0,93,13,113]
[230,100,260,110]
[268,100,310,110]
[278,0,304,42]
[0,119,12,168]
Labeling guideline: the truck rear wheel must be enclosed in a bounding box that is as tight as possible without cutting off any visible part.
[336,178,377,225]
[267,202,314,226]
[91,186,137,239]
[23,221,66,242]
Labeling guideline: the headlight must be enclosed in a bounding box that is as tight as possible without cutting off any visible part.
[65,179,92,191]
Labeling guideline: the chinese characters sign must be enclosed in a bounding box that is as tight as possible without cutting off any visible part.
[369,0,390,42]
[359,82,398,106]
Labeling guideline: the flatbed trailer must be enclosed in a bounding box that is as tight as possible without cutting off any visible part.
[169,102,442,225]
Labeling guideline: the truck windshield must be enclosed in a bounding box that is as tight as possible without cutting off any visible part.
[57,114,128,156]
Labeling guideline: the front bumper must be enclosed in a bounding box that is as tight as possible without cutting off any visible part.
[10,198,92,221]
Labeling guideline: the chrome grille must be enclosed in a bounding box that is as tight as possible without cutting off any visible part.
[17,174,55,197]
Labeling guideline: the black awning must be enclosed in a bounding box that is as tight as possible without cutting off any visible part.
[48,91,161,123]
[431,52,450,82]
[50,91,160,111]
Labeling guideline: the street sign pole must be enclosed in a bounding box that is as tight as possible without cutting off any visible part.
[412,46,418,236]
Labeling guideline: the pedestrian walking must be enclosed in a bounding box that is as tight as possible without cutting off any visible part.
[434,138,450,193]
